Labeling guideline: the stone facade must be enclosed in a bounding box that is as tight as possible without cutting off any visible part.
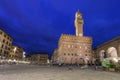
[30,54,48,64]
[52,48,59,64]
[94,36,120,59]
[58,35,92,64]
[9,45,24,60]
[53,11,92,64]
[0,29,13,59]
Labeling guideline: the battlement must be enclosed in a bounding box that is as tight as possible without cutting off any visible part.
[60,34,92,40]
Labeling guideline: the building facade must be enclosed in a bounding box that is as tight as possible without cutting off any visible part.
[52,48,59,64]
[55,11,92,64]
[0,29,13,59]
[30,54,48,64]
[9,45,24,60]
[94,36,120,60]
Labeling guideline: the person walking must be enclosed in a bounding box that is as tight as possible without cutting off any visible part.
[94,59,99,70]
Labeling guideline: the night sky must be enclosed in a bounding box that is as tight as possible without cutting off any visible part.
[0,0,120,56]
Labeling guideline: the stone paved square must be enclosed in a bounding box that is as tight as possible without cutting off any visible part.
[0,64,120,80]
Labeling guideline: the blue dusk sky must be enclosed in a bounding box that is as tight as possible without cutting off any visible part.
[0,0,120,56]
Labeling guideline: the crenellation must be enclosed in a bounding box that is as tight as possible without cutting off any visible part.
[52,11,92,64]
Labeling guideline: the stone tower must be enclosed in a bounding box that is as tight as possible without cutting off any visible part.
[74,10,84,36]
[53,11,92,65]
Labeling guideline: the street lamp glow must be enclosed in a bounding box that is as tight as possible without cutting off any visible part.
[23,52,26,58]
[13,47,17,52]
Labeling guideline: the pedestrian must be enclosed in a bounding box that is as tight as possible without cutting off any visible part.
[94,59,99,70]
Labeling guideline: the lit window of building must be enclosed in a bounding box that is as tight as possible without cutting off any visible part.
[55,11,92,64]
[68,45,70,48]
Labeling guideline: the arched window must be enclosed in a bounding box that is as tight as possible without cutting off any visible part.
[107,47,117,57]
[99,50,106,59]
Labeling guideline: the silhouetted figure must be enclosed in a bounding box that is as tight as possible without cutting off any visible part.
[94,59,100,70]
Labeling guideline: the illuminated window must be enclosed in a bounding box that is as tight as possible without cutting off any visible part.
[13,47,17,52]
[68,45,70,48]
[79,33,82,36]
[80,46,81,49]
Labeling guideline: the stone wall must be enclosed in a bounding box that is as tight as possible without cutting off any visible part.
[95,37,120,58]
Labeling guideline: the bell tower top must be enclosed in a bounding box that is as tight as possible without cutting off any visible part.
[75,10,82,18]
[74,10,84,36]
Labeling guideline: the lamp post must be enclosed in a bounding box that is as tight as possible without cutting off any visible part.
[0,41,2,59]
[23,52,26,61]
